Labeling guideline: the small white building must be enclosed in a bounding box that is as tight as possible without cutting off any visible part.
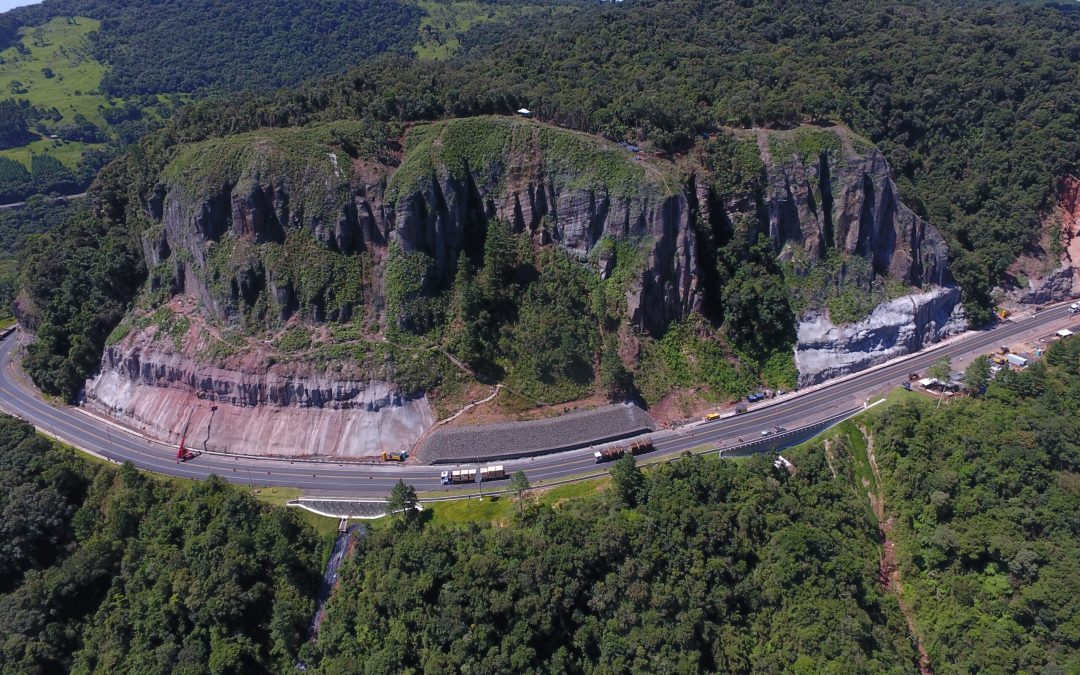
[1057,329,1074,339]
[1006,353,1028,368]
[516,108,532,117]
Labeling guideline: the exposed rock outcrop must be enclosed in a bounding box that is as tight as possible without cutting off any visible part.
[722,128,949,288]
[794,287,966,387]
[85,327,434,458]
[1010,176,1080,304]
[393,170,698,335]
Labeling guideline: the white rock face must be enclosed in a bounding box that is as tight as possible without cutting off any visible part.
[794,287,966,387]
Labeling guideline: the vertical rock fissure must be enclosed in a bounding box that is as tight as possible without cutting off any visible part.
[819,152,835,250]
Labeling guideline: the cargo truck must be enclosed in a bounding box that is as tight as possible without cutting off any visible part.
[381,450,408,462]
[593,439,654,463]
[479,465,506,481]
[440,468,478,484]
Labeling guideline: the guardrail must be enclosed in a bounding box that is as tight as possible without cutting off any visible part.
[340,402,884,507]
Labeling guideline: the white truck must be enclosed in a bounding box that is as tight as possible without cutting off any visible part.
[440,465,506,485]
[440,468,477,485]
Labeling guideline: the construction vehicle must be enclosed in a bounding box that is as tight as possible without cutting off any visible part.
[593,439,654,463]
[440,468,477,485]
[996,307,1010,320]
[704,412,721,422]
[479,465,506,481]
[176,435,195,462]
[381,450,408,462]
[176,408,196,462]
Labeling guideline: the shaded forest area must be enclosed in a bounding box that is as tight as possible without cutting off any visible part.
[0,415,327,674]
[873,338,1080,672]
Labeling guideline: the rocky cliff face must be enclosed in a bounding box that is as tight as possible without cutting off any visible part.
[85,117,958,457]
[1009,175,1080,304]
[794,287,966,387]
[712,128,949,288]
[147,119,699,335]
[85,316,434,457]
[391,160,698,335]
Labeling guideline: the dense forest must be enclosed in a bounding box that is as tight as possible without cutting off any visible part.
[873,338,1080,672]
[0,414,327,674]
[2,0,431,96]
[17,200,144,399]
[0,99,34,150]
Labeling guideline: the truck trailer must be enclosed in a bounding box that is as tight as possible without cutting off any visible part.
[593,439,654,463]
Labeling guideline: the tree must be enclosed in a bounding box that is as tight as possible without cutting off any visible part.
[928,356,952,382]
[387,479,418,520]
[610,453,645,507]
[509,471,530,511]
[599,335,635,402]
[720,249,793,356]
[963,355,992,394]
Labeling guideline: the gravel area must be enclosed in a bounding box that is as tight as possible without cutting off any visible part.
[417,403,656,464]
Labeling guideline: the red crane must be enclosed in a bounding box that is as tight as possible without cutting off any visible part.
[176,408,196,462]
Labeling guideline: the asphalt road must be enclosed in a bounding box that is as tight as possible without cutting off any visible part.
[0,303,1073,498]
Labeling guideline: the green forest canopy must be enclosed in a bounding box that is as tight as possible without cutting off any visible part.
[0,414,327,674]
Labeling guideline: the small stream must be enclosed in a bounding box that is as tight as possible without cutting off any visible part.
[308,523,366,639]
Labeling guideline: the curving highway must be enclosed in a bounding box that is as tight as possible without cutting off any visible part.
[0,303,1074,498]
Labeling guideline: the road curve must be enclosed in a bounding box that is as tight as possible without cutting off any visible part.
[0,304,1073,498]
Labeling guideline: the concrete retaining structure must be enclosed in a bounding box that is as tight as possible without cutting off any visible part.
[416,403,655,464]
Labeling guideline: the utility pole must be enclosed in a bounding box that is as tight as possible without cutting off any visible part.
[477,452,483,501]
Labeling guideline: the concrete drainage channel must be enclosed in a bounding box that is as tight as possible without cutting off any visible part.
[286,400,882,515]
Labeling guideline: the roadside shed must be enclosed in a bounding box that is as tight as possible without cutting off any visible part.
[1057,328,1074,339]
[1006,353,1028,368]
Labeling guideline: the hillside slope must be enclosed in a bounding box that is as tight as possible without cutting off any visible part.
[61,117,962,457]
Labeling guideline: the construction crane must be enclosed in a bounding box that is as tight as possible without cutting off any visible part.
[176,408,196,462]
